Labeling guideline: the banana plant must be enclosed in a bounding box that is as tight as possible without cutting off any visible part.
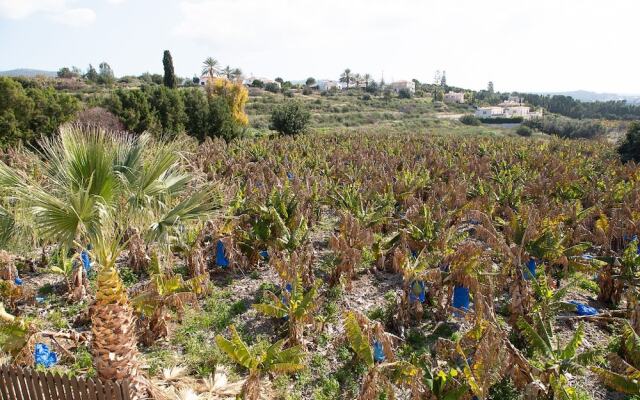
[253,276,318,345]
[421,363,468,400]
[49,249,74,285]
[0,302,33,359]
[215,325,305,400]
[132,252,203,345]
[343,311,423,399]
[591,322,640,395]
[331,183,393,227]
[517,313,602,398]
[597,238,640,307]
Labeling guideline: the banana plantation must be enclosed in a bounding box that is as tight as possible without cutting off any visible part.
[1,125,640,400]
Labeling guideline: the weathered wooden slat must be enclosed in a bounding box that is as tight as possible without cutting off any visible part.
[9,366,24,400]
[0,366,12,400]
[0,367,9,400]
[69,374,83,400]
[24,368,42,400]
[0,367,131,400]
[45,371,59,400]
[95,378,107,400]
[120,380,130,400]
[85,378,98,400]
[112,381,123,400]
[15,367,32,400]
[53,373,69,400]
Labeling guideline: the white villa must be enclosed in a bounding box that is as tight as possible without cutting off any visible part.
[314,80,341,92]
[444,92,465,104]
[475,106,542,120]
[199,74,217,86]
[389,80,416,94]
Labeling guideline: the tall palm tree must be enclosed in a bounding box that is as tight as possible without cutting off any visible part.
[0,125,219,398]
[222,65,233,80]
[340,68,352,89]
[202,57,220,78]
[353,73,362,88]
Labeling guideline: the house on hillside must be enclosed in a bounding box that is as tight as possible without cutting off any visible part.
[313,80,341,92]
[199,74,218,86]
[444,92,465,104]
[475,105,543,120]
[389,80,416,94]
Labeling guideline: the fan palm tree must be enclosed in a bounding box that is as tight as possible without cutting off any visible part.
[0,126,219,397]
[202,57,220,78]
[222,65,233,80]
[340,68,352,89]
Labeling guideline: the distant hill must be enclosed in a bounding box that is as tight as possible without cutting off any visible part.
[543,90,640,104]
[0,69,57,78]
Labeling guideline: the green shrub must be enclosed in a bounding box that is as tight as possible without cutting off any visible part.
[0,77,80,147]
[265,82,280,93]
[459,114,481,126]
[398,88,412,99]
[523,115,604,139]
[618,121,640,163]
[516,125,533,137]
[270,101,311,136]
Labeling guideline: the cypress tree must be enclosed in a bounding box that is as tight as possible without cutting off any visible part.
[162,50,176,88]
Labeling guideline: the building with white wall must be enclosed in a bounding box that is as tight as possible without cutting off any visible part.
[444,92,465,103]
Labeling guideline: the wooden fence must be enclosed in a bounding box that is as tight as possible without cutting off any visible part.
[0,365,130,400]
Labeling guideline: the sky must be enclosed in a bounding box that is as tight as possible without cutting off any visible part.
[1,0,639,94]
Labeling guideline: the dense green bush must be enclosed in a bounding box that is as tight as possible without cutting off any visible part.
[104,86,244,141]
[479,116,524,124]
[523,115,604,139]
[618,121,640,163]
[0,77,80,146]
[265,82,280,93]
[516,125,533,137]
[270,101,311,136]
[104,88,158,133]
[398,88,413,99]
[143,85,186,138]
[459,114,481,126]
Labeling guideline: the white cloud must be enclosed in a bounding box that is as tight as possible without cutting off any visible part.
[0,0,65,19]
[0,0,96,27]
[50,7,96,27]
[173,0,640,93]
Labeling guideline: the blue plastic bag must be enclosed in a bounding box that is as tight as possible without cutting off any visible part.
[373,340,385,363]
[524,258,536,280]
[569,301,598,316]
[408,280,426,303]
[281,283,292,307]
[452,286,470,311]
[81,250,91,271]
[215,240,229,268]
[287,172,294,180]
[14,277,22,286]
[34,343,58,368]
[259,250,269,260]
